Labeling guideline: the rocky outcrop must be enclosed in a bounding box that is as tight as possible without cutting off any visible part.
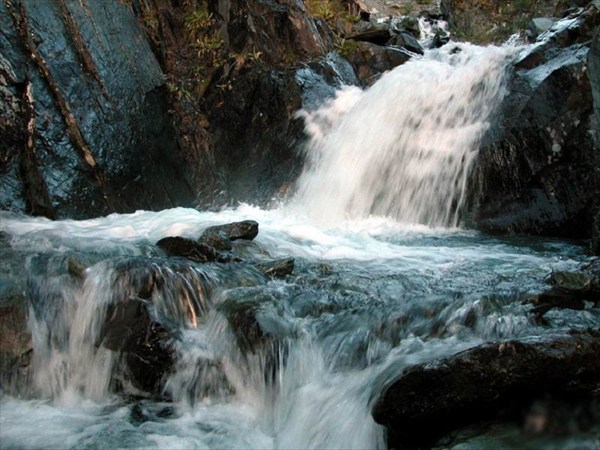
[0,0,197,218]
[373,330,600,448]
[471,4,600,253]
[1,0,423,216]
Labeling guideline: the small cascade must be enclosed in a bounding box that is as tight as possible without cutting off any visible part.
[24,256,265,402]
[292,43,515,227]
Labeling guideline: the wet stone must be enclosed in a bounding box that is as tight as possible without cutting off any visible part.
[372,331,600,449]
[200,220,259,242]
[156,236,225,263]
[198,230,232,251]
[255,258,295,279]
[548,271,592,292]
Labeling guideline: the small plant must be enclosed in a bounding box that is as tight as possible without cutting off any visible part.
[334,35,360,59]
[193,35,223,63]
[167,82,193,102]
[305,0,336,22]
[185,5,214,41]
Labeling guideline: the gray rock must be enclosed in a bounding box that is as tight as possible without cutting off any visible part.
[527,17,556,41]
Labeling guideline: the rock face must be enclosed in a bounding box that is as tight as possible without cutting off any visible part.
[471,5,600,252]
[372,331,600,448]
[1,0,422,216]
[0,0,196,218]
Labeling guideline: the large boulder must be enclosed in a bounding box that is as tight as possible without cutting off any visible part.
[471,5,600,251]
[373,331,600,448]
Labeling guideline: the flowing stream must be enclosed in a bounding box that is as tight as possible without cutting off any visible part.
[1,42,598,450]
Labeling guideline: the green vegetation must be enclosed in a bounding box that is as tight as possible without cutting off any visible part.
[184,5,214,42]
[334,35,361,59]
[305,0,337,22]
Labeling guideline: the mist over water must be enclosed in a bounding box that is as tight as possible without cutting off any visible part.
[292,43,514,227]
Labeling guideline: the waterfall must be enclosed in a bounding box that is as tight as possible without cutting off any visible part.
[292,43,514,227]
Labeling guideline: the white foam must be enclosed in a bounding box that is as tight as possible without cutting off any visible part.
[291,43,515,227]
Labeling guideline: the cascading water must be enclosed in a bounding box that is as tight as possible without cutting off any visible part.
[292,43,513,226]
[1,36,599,450]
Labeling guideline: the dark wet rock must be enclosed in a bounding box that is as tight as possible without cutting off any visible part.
[218,299,267,354]
[119,320,174,396]
[388,31,424,55]
[471,5,600,242]
[391,16,421,39]
[217,293,289,385]
[217,287,295,354]
[348,22,391,45]
[99,297,155,352]
[296,52,361,106]
[201,65,305,206]
[0,0,195,218]
[528,265,600,319]
[99,296,174,396]
[198,231,233,252]
[345,41,411,83]
[372,331,600,449]
[196,0,345,207]
[0,279,31,386]
[201,220,259,242]
[529,289,586,319]
[202,45,361,205]
[198,220,260,254]
[255,258,295,279]
[97,256,221,396]
[430,28,450,48]
[156,236,224,263]
[592,207,600,255]
[549,270,594,292]
[214,0,330,66]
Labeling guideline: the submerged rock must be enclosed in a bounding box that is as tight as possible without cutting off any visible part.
[99,296,174,396]
[255,258,295,279]
[372,331,600,448]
